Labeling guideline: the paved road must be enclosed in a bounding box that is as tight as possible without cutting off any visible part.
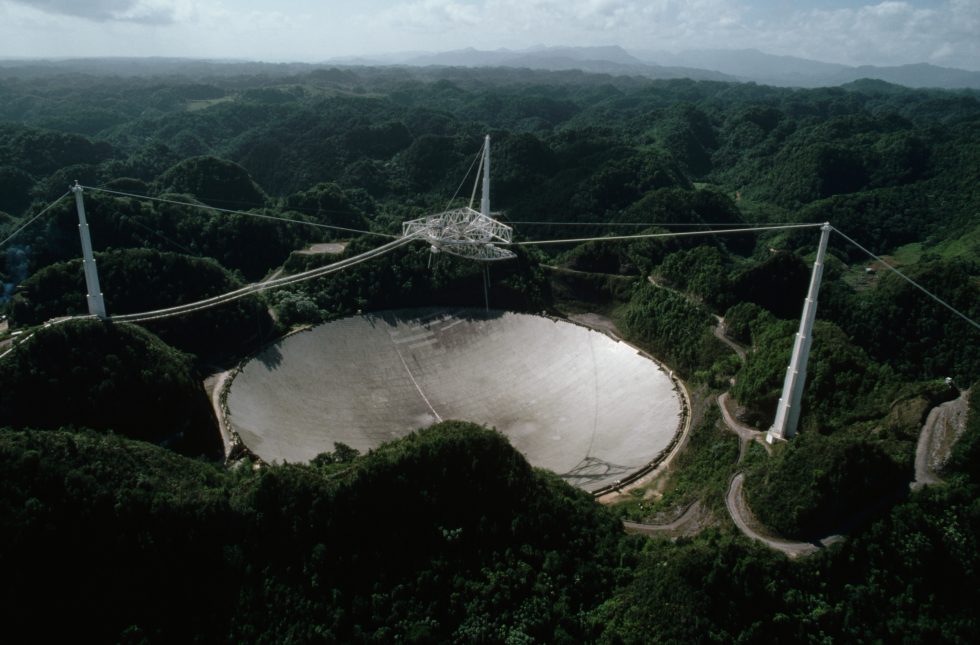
[544,264,635,280]
[652,277,818,556]
[725,473,827,558]
[712,316,747,360]
[204,369,235,458]
[718,392,763,441]
[717,392,771,459]
[720,389,970,556]
[646,274,748,362]
[718,394,835,557]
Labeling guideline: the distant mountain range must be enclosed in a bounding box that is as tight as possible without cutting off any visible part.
[330,45,733,82]
[636,48,980,89]
[4,46,978,90]
[329,46,980,90]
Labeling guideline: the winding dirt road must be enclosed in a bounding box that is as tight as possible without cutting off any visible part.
[623,502,708,538]
[631,272,974,557]
[718,402,839,558]
[722,388,972,556]
[725,473,839,558]
[712,316,748,360]
[717,392,770,457]
[204,369,235,457]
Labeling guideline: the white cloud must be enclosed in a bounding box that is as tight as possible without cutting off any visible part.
[369,0,747,48]
[361,0,979,69]
[757,1,980,69]
[0,0,977,70]
[4,0,193,24]
[0,0,316,60]
[382,0,480,31]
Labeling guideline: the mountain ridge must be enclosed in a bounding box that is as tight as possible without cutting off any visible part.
[331,45,980,90]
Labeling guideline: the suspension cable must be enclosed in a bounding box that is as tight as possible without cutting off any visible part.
[82,186,397,239]
[509,222,824,246]
[438,139,484,214]
[106,235,416,323]
[0,192,70,248]
[832,226,980,332]
[8,191,976,340]
[506,221,819,227]
[469,142,485,210]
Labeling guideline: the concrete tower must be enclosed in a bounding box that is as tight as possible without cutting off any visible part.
[70,182,107,319]
[767,222,832,443]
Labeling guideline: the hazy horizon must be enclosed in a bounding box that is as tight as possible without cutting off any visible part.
[0,0,978,72]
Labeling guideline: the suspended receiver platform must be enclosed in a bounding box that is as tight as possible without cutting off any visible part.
[402,135,516,262]
[402,206,515,261]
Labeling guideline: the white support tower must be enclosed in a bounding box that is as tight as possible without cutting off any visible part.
[402,135,516,262]
[480,133,490,217]
[766,222,832,443]
[71,182,107,319]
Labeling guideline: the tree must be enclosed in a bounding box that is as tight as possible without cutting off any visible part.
[622,283,727,377]
[9,248,273,360]
[0,320,220,456]
[0,166,34,216]
[155,155,268,209]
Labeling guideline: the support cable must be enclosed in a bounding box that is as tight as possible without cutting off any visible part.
[125,216,197,255]
[832,226,980,332]
[81,186,397,239]
[510,222,824,246]
[439,139,484,213]
[102,223,816,323]
[106,235,415,323]
[0,192,71,248]
[469,143,485,210]
[506,220,824,227]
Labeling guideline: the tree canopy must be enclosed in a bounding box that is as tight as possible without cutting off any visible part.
[0,61,978,643]
[0,320,220,456]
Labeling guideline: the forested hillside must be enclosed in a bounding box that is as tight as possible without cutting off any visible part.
[0,61,978,642]
[0,423,634,642]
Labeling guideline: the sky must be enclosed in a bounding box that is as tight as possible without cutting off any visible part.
[0,0,977,70]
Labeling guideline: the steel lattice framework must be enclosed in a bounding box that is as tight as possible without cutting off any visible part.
[402,206,516,261]
[402,135,517,262]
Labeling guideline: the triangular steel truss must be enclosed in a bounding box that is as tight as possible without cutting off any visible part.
[402,206,516,261]
[401,135,517,262]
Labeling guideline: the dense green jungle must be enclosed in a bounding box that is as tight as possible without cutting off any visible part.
[0,61,978,642]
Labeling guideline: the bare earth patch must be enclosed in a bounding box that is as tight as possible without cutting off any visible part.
[623,502,712,539]
[913,388,971,489]
[296,243,347,255]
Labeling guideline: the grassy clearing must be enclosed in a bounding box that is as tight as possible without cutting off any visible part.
[871,222,980,273]
[891,242,923,265]
[186,96,235,111]
[841,265,880,291]
[693,181,723,191]
[734,196,792,225]
[842,222,979,292]
[929,222,980,260]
